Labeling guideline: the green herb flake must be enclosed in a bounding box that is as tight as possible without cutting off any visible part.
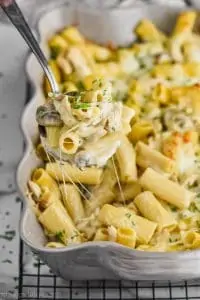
[131,221,136,227]
[72,102,91,110]
[169,237,173,243]
[125,212,132,219]
[189,202,197,213]
[55,230,65,242]
[196,220,200,229]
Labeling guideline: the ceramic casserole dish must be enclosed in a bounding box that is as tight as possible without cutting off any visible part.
[17,2,200,280]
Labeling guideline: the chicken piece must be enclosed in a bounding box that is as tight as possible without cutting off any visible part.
[67,47,92,78]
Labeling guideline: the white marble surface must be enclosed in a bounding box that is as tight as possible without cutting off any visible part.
[0,0,200,299]
[0,22,27,297]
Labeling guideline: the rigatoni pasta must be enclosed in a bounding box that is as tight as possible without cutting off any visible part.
[28,12,200,252]
[46,162,103,185]
[134,191,177,230]
[140,168,195,209]
[117,227,136,248]
[116,135,137,182]
[136,142,175,174]
[38,202,81,245]
[60,184,85,223]
[98,204,157,244]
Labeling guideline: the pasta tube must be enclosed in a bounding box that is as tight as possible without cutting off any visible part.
[151,83,170,105]
[136,141,175,174]
[38,202,81,245]
[117,227,136,248]
[46,162,103,185]
[60,184,85,223]
[86,165,117,214]
[98,204,157,244]
[134,191,177,230]
[35,144,49,161]
[116,135,137,182]
[56,56,72,77]
[135,19,167,42]
[61,26,84,44]
[32,168,60,200]
[93,228,109,241]
[122,105,135,124]
[115,182,142,203]
[121,105,135,134]
[59,131,81,154]
[67,47,92,78]
[182,231,200,249]
[38,188,62,211]
[46,127,60,148]
[129,120,154,143]
[169,12,197,62]
[140,168,194,209]
[172,11,197,36]
[48,35,68,58]
[43,60,61,96]
[46,242,65,248]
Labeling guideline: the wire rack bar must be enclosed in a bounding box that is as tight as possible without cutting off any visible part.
[18,238,200,300]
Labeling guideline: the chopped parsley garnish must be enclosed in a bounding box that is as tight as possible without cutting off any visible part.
[169,237,178,243]
[189,202,197,213]
[72,102,91,110]
[196,220,200,229]
[131,221,136,227]
[102,89,107,96]
[55,230,65,242]
[125,212,132,219]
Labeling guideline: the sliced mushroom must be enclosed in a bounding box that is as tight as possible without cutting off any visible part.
[36,103,63,127]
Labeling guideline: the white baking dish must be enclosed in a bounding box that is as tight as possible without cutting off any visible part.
[17,2,200,280]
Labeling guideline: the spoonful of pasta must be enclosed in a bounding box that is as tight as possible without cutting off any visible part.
[1,0,134,169]
[36,79,125,169]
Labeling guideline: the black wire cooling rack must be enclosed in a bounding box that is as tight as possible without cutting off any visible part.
[18,236,200,300]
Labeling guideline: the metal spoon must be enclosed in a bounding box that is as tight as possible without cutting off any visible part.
[0,0,59,94]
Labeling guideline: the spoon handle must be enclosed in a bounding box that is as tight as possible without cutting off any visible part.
[0,0,59,93]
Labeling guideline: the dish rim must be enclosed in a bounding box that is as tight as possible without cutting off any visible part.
[16,2,200,258]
